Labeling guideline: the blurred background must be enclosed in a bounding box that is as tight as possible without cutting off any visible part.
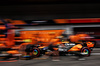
[0,0,100,66]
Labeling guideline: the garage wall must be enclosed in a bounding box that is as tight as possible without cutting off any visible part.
[0,3,100,20]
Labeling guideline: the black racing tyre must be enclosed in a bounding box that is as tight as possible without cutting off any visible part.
[81,47,91,57]
[32,48,40,58]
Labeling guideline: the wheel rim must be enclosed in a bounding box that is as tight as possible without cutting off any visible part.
[33,49,39,56]
[83,49,89,54]
[82,49,89,55]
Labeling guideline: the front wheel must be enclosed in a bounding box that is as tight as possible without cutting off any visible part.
[81,47,91,57]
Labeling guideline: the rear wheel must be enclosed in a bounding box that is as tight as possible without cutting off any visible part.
[32,48,40,58]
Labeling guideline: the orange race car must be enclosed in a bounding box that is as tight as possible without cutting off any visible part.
[28,34,95,57]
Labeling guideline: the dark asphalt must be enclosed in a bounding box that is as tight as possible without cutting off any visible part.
[0,55,100,66]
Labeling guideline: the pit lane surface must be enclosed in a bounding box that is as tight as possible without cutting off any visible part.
[0,55,100,66]
[0,48,100,66]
